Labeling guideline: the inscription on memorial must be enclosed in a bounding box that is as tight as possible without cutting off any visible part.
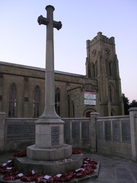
[82,121,89,139]
[72,121,80,139]
[113,120,120,142]
[105,121,111,141]
[64,120,70,140]
[97,121,103,140]
[122,120,131,143]
[6,122,35,141]
[51,126,59,146]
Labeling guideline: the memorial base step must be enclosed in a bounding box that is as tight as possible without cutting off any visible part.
[14,154,83,175]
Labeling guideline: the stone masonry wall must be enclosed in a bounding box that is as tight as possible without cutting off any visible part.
[0,108,137,161]
[97,115,131,159]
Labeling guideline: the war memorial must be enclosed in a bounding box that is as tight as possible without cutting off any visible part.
[16,4,84,175]
[0,4,137,183]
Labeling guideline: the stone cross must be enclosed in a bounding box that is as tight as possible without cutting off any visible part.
[37,5,62,120]
[34,5,64,151]
[27,5,72,164]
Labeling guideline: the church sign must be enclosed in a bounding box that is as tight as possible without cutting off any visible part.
[84,92,96,105]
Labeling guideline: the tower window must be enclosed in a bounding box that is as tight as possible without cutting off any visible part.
[95,61,98,77]
[8,84,16,117]
[92,62,98,78]
[68,95,70,117]
[33,86,40,117]
[109,62,112,76]
[106,59,108,76]
[55,87,60,116]
[72,101,75,117]
[93,64,95,77]
[109,86,112,102]
[88,62,91,78]
[106,60,112,77]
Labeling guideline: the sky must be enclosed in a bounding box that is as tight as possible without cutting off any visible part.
[0,0,137,103]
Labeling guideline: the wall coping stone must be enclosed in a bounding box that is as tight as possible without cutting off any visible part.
[129,107,137,112]
[97,115,129,120]
[0,112,6,115]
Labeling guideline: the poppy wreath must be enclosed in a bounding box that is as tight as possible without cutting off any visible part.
[0,150,98,182]
[0,159,15,174]
[73,168,87,178]
[3,172,19,181]
[0,167,16,174]
[7,159,14,167]
[13,149,27,157]
[53,172,73,182]
[20,172,39,182]
[0,159,14,169]
[72,149,82,154]
[83,157,97,169]
[36,175,54,183]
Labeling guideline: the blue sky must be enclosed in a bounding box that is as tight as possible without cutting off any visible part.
[0,0,137,103]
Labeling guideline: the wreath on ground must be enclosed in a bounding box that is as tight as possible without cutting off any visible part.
[0,149,97,182]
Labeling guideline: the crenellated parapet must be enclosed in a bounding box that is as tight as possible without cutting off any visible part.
[87,32,115,47]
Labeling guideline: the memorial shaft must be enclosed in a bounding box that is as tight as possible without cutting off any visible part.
[37,5,62,119]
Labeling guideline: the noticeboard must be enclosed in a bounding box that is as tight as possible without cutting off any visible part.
[84,92,96,105]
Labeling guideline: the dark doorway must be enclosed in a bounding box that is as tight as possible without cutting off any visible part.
[86,111,91,117]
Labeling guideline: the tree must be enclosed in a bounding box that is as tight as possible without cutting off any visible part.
[130,100,137,107]
[122,94,130,115]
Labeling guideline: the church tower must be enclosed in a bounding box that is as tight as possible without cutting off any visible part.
[86,32,124,116]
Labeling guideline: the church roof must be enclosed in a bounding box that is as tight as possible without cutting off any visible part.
[0,61,85,78]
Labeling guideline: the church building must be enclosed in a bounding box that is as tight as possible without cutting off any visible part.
[0,32,124,118]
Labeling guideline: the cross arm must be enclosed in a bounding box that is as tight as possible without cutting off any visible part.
[37,15,62,30]
[53,21,62,30]
[37,15,49,25]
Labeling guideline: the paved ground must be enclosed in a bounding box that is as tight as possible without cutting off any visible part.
[86,153,137,183]
[0,151,137,183]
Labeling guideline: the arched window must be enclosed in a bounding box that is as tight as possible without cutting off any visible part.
[109,86,112,102]
[55,87,60,116]
[93,64,95,77]
[109,83,115,103]
[109,62,112,76]
[72,101,75,117]
[33,86,40,117]
[106,59,109,76]
[111,109,116,116]
[68,95,70,117]
[95,61,98,77]
[88,62,91,78]
[106,60,112,77]
[8,84,16,117]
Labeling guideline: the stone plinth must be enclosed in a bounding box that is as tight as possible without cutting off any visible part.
[27,144,72,161]
[14,153,83,175]
[35,120,64,148]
